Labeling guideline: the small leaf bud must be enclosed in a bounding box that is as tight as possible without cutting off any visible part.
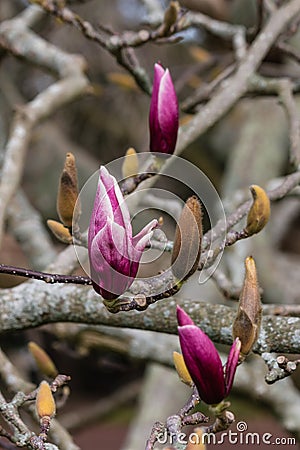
[122,147,139,178]
[36,381,56,419]
[28,341,58,379]
[245,185,270,235]
[171,196,202,281]
[57,152,80,228]
[232,256,262,358]
[47,219,72,244]
[162,1,180,33]
[173,351,193,386]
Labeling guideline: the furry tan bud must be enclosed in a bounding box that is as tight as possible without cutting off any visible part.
[47,220,72,244]
[36,381,56,419]
[122,148,139,178]
[171,196,202,281]
[245,185,270,235]
[232,256,262,358]
[28,342,58,379]
[173,351,193,386]
[163,1,180,33]
[57,152,80,228]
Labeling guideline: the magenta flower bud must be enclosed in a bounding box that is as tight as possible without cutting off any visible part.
[88,166,158,300]
[177,306,240,405]
[149,63,179,154]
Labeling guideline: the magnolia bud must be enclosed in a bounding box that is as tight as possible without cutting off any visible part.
[47,219,72,244]
[57,152,80,228]
[122,147,139,178]
[171,196,202,281]
[36,381,56,419]
[162,1,179,33]
[245,185,270,235]
[173,351,193,386]
[28,341,58,379]
[232,256,262,358]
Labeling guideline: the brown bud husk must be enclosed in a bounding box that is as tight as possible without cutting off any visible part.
[245,185,270,236]
[36,381,56,419]
[232,256,262,358]
[57,152,80,228]
[171,196,202,282]
[47,220,72,244]
[163,1,180,33]
[28,342,58,379]
[173,351,193,386]
[122,147,139,178]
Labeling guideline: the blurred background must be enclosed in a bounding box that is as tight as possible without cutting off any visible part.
[0,0,300,448]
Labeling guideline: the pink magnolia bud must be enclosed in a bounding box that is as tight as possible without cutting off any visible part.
[88,166,157,300]
[177,306,240,405]
[149,63,179,154]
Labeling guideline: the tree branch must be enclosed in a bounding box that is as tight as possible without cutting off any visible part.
[0,281,298,354]
[0,5,89,250]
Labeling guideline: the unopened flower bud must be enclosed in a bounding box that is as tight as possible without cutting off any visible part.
[162,1,179,34]
[245,185,270,236]
[171,196,202,282]
[36,381,56,419]
[28,341,58,379]
[57,152,80,228]
[89,166,158,299]
[122,148,139,178]
[149,63,178,154]
[233,256,262,358]
[177,306,240,405]
[47,219,72,244]
[173,351,193,386]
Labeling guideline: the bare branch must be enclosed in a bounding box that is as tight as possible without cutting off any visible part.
[176,0,300,154]
[0,5,89,250]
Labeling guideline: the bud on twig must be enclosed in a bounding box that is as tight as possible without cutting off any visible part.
[171,196,202,282]
[232,256,262,359]
[173,351,193,386]
[161,1,180,35]
[28,342,59,379]
[245,185,270,236]
[122,147,139,178]
[47,219,72,244]
[36,381,56,419]
[57,152,80,228]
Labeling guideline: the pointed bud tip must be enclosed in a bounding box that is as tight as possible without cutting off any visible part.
[176,306,195,326]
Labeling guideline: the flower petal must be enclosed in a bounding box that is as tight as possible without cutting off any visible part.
[89,221,133,299]
[132,219,158,253]
[178,323,226,404]
[157,68,178,153]
[224,337,241,397]
[100,166,131,233]
[176,305,195,326]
